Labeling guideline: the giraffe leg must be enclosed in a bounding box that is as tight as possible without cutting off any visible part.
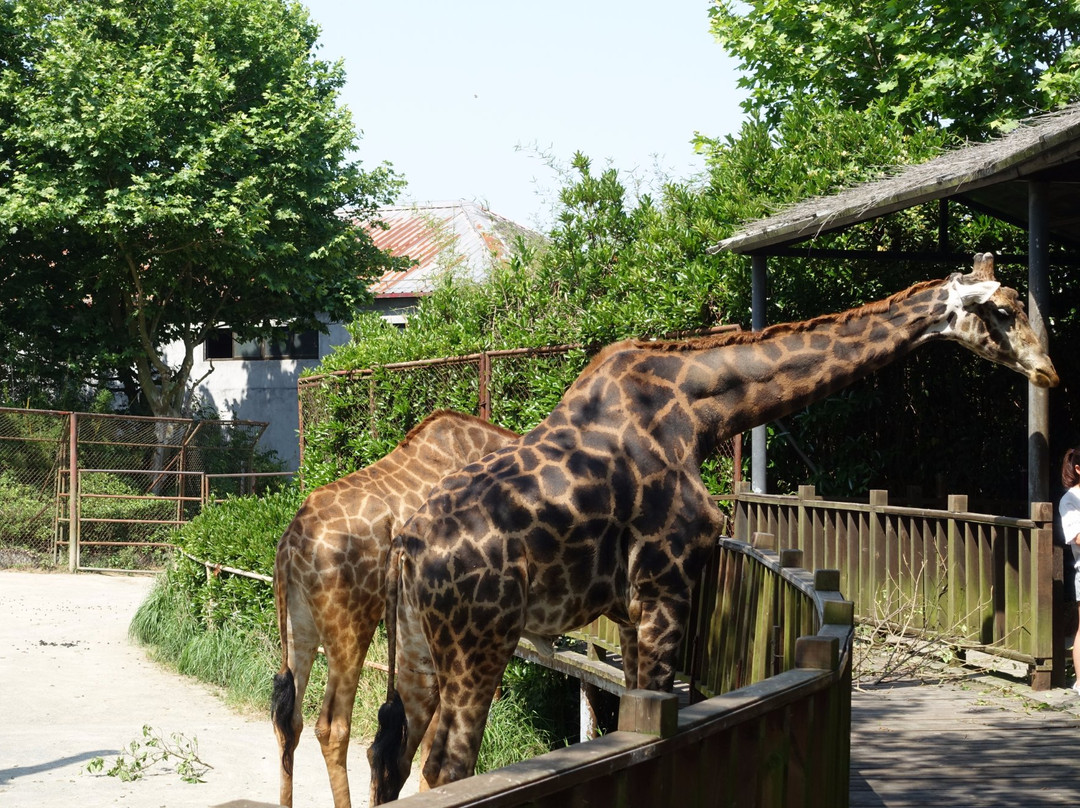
[369,606,441,805]
[274,599,320,808]
[314,642,365,808]
[632,596,691,691]
[418,704,439,792]
[422,653,512,788]
[394,648,441,791]
[618,623,640,690]
[421,622,522,788]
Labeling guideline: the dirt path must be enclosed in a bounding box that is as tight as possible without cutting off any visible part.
[0,569,416,808]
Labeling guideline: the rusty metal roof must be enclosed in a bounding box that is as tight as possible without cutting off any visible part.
[365,201,542,297]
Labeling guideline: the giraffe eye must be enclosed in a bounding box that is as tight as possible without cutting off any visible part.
[994,307,1011,319]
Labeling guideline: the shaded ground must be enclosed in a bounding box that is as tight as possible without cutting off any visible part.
[0,569,416,807]
[850,643,1080,808]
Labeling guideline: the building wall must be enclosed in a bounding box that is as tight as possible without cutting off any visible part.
[164,321,352,470]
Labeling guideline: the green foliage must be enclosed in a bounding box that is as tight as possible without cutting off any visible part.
[130,570,279,712]
[709,0,1080,137]
[494,658,579,749]
[0,470,53,548]
[86,725,212,784]
[476,687,560,774]
[0,0,402,415]
[167,488,303,632]
[79,473,173,522]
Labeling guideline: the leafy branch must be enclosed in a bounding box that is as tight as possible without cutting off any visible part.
[85,725,212,784]
[852,560,1017,687]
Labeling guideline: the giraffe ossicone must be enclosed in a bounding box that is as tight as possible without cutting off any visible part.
[369,253,1057,803]
[269,410,518,808]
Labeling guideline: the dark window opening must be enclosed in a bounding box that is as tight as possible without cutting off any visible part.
[204,327,319,360]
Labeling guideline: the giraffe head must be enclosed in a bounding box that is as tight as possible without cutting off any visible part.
[933,253,1058,388]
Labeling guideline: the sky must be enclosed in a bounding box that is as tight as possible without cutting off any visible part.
[300,1,748,231]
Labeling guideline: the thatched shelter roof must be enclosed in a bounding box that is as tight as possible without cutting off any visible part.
[714,103,1080,255]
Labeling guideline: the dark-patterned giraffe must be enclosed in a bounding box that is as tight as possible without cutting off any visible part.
[368,254,1058,802]
[270,409,518,808]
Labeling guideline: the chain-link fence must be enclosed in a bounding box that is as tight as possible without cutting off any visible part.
[0,408,68,568]
[0,407,273,571]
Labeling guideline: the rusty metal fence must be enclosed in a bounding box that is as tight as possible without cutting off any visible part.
[0,407,274,571]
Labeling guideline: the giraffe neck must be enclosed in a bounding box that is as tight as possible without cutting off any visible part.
[687,281,951,441]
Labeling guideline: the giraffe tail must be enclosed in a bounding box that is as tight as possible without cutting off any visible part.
[270,542,298,777]
[370,543,408,804]
[370,692,408,803]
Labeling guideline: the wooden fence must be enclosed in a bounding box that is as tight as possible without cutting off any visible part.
[391,536,855,808]
[730,483,1063,689]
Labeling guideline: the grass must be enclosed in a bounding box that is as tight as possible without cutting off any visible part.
[129,574,278,714]
[129,570,569,773]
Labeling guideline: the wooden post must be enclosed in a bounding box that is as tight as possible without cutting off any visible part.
[797,484,815,563]
[753,531,776,552]
[733,480,750,540]
[1030,500,1056,690]
[580,641,605,740]
[780,548,804,569]
[868,490,888,621]
[795,636,839,671]
[579,682,600,741]
[947,494,969,643]
[815,569,842,594]
[617,690,678,738]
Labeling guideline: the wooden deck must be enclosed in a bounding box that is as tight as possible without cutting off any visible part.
[850,676,1080,806]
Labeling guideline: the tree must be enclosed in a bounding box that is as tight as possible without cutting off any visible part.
[709,0,1080,137]
[0,0,402,416]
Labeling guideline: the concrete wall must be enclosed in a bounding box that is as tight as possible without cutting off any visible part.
[164,321,352,471]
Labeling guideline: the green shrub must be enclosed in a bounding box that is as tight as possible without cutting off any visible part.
[167,488,304,634]
[130,572,277,712]
[0,470,53,547]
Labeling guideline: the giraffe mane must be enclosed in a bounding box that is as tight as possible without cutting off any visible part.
[625,278,946,354]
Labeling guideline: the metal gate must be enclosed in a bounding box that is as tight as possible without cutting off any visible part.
[0,407,273,571]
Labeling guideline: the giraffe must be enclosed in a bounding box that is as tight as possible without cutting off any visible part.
[270,409,518,808]
[368,253,1059,802]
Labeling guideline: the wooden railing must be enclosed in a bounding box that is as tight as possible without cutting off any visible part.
[731,483,1063,689]
[394,537,855,808]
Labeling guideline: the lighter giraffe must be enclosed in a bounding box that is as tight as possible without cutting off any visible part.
[270,410,518,808]
[369,253,1059,802]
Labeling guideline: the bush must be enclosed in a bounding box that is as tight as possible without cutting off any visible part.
[131,489,304,710]
[167,488,304,634]
[0,470,53,551]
